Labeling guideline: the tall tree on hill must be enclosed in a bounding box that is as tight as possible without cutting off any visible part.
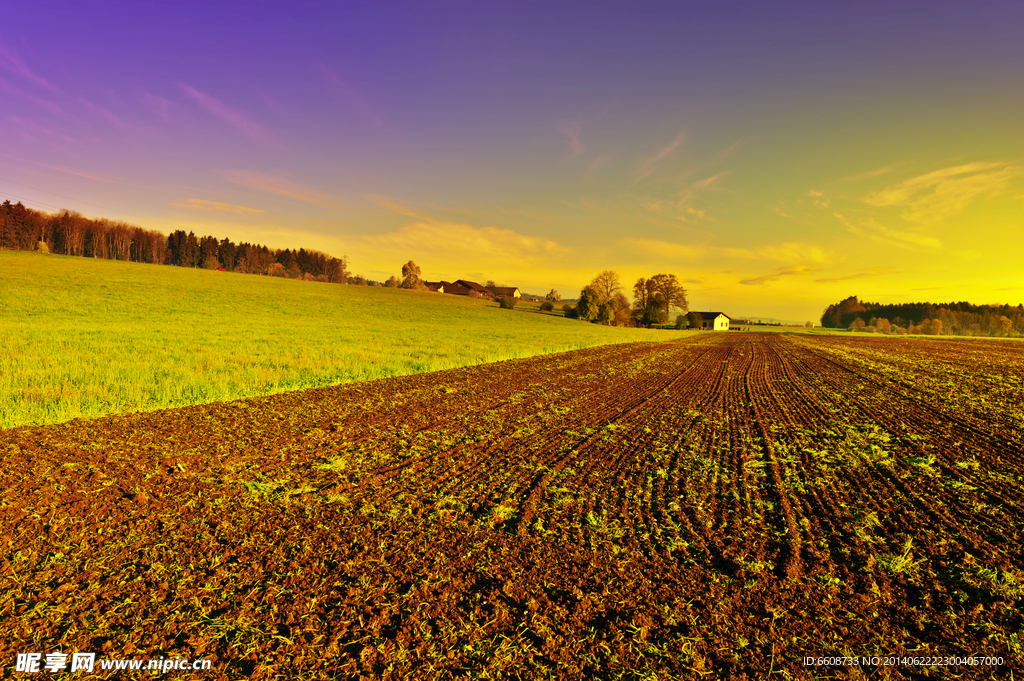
[590,270,621,303]
[401,260,427,289]
[575,285,600,322]
[199,235,220,268]
[633,274,687,326]
[574,271,630,325]
[218,238,237,271]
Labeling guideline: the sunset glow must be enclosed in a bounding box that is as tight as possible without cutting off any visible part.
[2,2,1022,320]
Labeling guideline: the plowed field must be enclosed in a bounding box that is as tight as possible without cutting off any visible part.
[2,333,1022,679]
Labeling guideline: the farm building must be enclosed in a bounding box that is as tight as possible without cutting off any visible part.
[455,280,494,297]
[439,281,471,296]
[439,280,523,299]
[691,312,731,331]
[487,286,521,299]
[423,281,445,293]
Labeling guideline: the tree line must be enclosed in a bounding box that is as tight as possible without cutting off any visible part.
[564,270,689,328]
[821,295,1023,337]
[1,200,348,283]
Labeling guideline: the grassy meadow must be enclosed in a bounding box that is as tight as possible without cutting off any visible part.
[0,250,676,430]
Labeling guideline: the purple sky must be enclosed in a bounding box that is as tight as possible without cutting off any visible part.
[2,1,1023,319]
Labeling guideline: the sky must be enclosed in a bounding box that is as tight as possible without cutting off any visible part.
[2,0,1022,321]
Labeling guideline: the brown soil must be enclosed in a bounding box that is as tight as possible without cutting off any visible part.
[2,333,1022,679]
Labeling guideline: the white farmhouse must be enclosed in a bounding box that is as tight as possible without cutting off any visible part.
[691,311,731,331]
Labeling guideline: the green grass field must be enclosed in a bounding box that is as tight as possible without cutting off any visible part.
[0,250,677,429]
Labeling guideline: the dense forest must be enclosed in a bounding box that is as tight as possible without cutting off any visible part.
[821,295,1024,337]
[0,200,348,283]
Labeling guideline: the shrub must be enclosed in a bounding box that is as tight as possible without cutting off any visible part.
[498,296,517,309]
[675,314,686,329]
[539,301,554,311]
[563,304,578,319]
[36,241,49,254]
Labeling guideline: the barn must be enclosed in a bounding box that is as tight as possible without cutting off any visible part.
[691,312,731,331]
[487,286,521,299]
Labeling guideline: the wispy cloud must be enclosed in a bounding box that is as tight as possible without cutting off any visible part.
[639,171,730,224]
[361,198,567,267]
[316,62,383,127]
[142,92,172,121]
[841,166,892,183]
[0,44,61,93]
[805,188,829,209]
[170,198,265,214]
[179,83,278,147]
[833,211,942,249]
[223,170,339,207]
[6,115,82,149]
[814,267,897,284]
[629,238,704,260]
[864,161,1021,224]
[362,221,567,266]
[721,241,831,263]
[559,120,584,159]
[76,98,129,130]
[0,76,65,117]
[740,265,820,286]
[635,129,687,184]
[369,196,429,220]
[29,162,145,187]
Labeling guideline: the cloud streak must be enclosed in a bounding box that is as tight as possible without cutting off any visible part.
[814,267,897,284]
[559,120,584,159]
[361,221,568,267]
[864,161,1022,224]
[740,265,819,286]
[0,44,61,93]
[316,62,383,127]
[0,76,66,117]
[170,198,265,214]
[223,171,339,207]
[179,83,278,147]
[629,238,704,260]
[634,129,687,184]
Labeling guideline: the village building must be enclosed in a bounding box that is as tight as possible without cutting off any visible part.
[691,312,731,331]
[439,280,471,296]
[454,280,493,297]
[487,286,521,299]
[439,279,523,300]
[423,281,445,292]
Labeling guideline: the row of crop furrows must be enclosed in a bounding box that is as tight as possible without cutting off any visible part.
[794,334,1024,535]
[300,341,651,494]
[520,337,730,545]
[425,339,709,530]
[315,339,710,532]
[793,334,1024,451]
[466,336,734,539]
[778,335,1024,577]
[753,337,902,584]
[515,335,742,557]
[496,335,770,568]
